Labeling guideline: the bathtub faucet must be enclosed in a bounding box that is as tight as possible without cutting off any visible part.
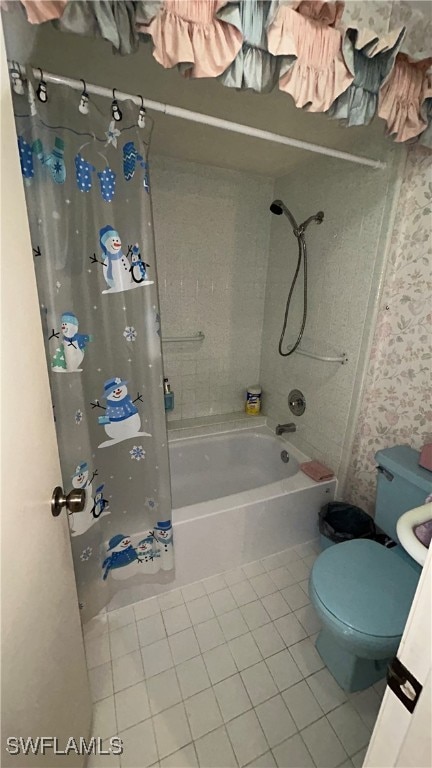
[275,423,296,435]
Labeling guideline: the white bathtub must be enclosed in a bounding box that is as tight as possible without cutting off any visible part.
[168,425,337,588]
[170,430,299,509]
[107,423,337,608]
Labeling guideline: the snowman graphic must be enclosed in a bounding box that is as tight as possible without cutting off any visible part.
[68,463,109,536]
[91,377,151,448]
[153,521,174,571]
[100,225,133,293]
[135,533,157,562]
[92,226,154,294]
[50,312,92,372]
[130,244,151,284]
[102,534,137,580]
[72,462,97,493]
[135,534,161,574]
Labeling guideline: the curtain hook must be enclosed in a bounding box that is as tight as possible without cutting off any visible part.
[36,67,48,103]
[79,78,89,114]
[111,87,122,122]
[137,94,146,128]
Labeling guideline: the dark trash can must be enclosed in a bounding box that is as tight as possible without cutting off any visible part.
[319,502,376,550]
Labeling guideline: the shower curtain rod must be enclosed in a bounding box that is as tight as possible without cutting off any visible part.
[24,66,386,170]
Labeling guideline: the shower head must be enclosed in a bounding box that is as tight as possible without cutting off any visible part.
[270,199,324,236]
[270,200,284,215]
[270,199,299,231]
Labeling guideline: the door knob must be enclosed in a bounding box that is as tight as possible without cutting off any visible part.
[51,486,86,517]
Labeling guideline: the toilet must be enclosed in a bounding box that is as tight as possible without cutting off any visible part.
[310,445,431,692]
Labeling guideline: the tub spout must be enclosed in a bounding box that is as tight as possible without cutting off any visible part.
[275,423,296,435]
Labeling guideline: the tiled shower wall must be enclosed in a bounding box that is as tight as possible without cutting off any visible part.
[259,147,401,481]
[151,156,273,421]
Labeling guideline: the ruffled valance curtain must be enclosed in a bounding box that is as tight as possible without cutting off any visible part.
[267,1,353,113]
[7,0,432,146]
[137,0,243,78]
[216,0,281,92]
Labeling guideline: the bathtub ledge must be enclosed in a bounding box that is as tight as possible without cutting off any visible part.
[167,411,266,441]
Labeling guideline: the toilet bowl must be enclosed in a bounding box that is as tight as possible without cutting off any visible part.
[309,539,419,691]
[309,445,430,693]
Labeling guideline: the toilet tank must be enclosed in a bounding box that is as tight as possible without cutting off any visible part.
[375,445,432,543]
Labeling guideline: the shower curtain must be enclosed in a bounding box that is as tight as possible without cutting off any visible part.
[13,73,173,624]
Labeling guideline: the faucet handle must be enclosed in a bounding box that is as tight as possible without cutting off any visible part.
[288,389,306,416]
[290,397,303,410]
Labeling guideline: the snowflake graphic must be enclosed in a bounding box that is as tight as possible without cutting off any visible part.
[123,326,137,342]
[75,409,83,424]
[130,445,146,461]
[80,547,93,562]
[144,497,158,511]
[104,119,121,148]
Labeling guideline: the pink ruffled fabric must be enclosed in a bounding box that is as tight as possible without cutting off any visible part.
[268,0,353,112]
[20,0,67,24]
[139,0,243,78]
[291,0,344,27]
[378,54,432,142]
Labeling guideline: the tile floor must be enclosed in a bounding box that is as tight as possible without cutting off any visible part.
[84,541,385,768]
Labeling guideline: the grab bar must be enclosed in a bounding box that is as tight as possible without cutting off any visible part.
[161,331,205,344]
[294,348,348,364]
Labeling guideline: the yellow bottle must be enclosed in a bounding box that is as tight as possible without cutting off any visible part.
[245,385,262,415]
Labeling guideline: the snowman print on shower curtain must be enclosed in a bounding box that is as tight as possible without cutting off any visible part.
[94,226,154,294]
[50,311,92,372]
[68,461,110,536]
[102,521,173,581]
[135,533,159,566]
[153,521,174,571]
[102,534,137,581]
[92,376,151,448]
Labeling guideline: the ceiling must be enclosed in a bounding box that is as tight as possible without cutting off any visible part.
[6,13,397,177]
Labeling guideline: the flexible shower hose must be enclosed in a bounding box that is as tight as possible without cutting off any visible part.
[279,232,307,357]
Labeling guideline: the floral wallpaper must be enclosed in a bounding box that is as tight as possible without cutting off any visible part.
[346,144,432,513]
[343,1,432,59]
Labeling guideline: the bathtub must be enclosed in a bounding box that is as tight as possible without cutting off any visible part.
[168,424,337,589]
[170,430,299,509]
[107,422,337,608]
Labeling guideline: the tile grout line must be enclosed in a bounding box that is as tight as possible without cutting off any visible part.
[325,703,369,760]
[105,626,118,742]
[198,671,242,768]
[210,647,257,767]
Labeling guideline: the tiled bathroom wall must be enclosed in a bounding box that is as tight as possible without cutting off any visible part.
[151,156,273,421]
[259,146,401,480]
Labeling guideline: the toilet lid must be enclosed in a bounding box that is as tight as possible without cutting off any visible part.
[311,540,419,637]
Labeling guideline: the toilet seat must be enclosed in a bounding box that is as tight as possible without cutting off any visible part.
[310,539,419,639]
